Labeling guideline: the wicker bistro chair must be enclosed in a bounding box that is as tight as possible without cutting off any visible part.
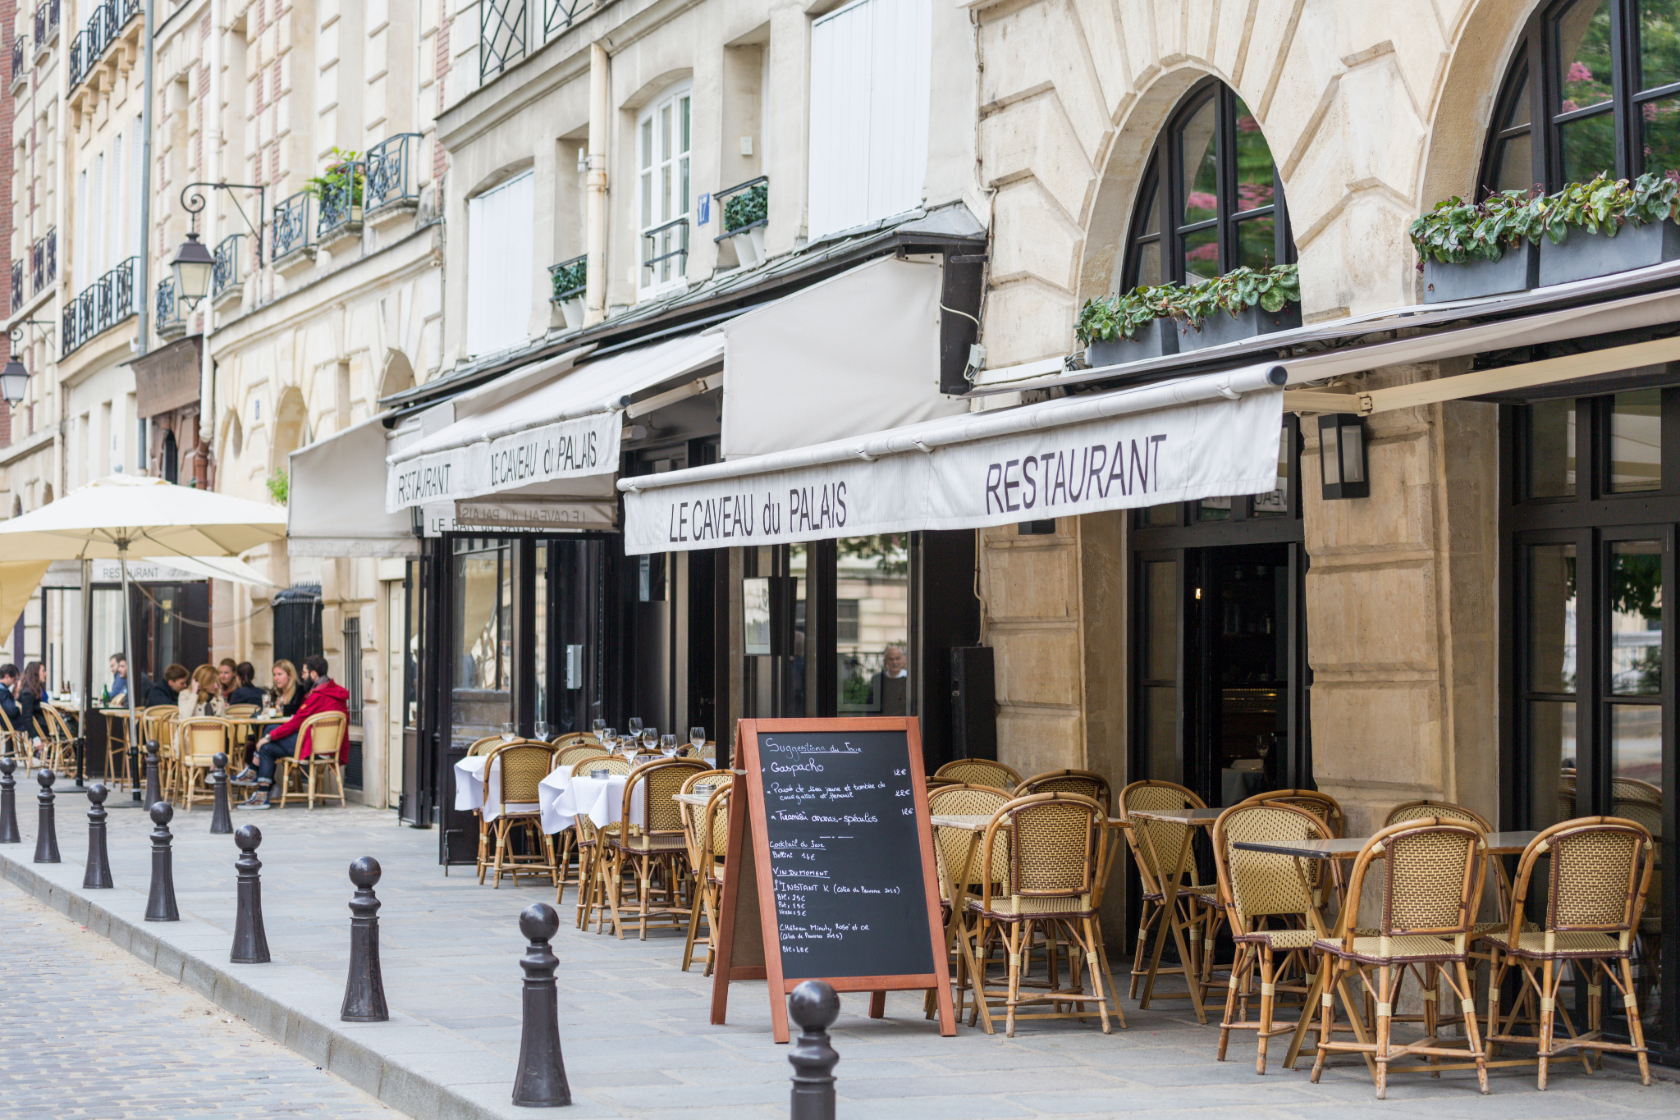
[1019,769,1112,814]
[570,755,633,931]
[276,712,350,810]
[223,704,259,769]
[176,717,232,812]
[1479,816,1657,1089]
[556,743,609,770]
[102,707,134,787]
[0,705,24,775]
[677,769,732,973]
[1211,802,1333,1074]
[1386,800,1506,943]
[1308,818,1492,1099]
[925,782,1011,1023]
[934,759,1022,790]
[1119,780,1223,1004]
[965,792,1117,1036]
[606,758,708,940]
[551,747,614,905]
[478,742,560,888]
[38,706,79,776]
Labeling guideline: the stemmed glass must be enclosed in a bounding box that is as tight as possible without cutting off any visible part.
[591,718,605,737]
[690,727,706,753]
[627,717,643,739]
[533,719,550,741]
[660,733,678,758]
[641,727,658,753]
[601,727,617,753]
[500,722,517,743]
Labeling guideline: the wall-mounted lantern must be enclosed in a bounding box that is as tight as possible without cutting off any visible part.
[1318,413,1369,500]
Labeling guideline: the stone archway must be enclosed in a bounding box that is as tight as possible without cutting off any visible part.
[377,349,416,403]
[269,386,309,480]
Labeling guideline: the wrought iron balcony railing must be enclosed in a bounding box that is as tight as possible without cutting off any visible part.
[480,0,527,83]
[272,191,312,262]
[213,233,243,298]
[549,254,587,302]
[62,256,138,354]
[67,0,139,90]
[11,36,26,85]
[33,228,55,295]
[33,5,45,47]
[10,262,22,313]
[46,0,59,39]
[543,0,589,38]
[364,133,424,213]
[640,216,689,289]
[315,162,363,240]
[155,278,182,335]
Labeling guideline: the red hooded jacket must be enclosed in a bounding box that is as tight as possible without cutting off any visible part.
[270,677,350,759]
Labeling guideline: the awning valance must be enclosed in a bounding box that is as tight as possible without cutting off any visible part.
[619,364,1288,554]
[289,411,431,558]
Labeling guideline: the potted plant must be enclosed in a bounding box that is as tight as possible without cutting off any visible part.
[720,181,769,268]
[1076,283,1181,366]
[1410,189,1540,303]
[549,256,587,330]
[1174,264,1303,352]
[307,147,365,240]
[1530,172,1680,286]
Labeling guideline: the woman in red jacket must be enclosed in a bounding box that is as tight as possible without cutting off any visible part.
[232,654,349,809]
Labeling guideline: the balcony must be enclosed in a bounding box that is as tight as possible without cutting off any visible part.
[31,228,55,296]
[271,191,314,272]
[548,254,586,329]
[62,256,138,354]
[364,133,425,224]
[155,278,184,339]
[33,1,60,54]
[11,36,26,87]
[10,262,22,314]
[713,177,768,269]
[68,0,139,91]
[543,0,589,36]
[212,234,244,308]
[640,217,689,293]
[314,161,363,248]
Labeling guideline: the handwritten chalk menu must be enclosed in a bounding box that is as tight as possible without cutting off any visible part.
[710,718,955,1042]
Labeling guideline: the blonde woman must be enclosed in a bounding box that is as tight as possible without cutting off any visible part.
[270,660,306,717]
[179,664,228,721]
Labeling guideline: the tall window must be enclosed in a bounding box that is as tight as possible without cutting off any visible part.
[638,84,692,294]
[1484,0,1680,195]
[466,170,535,356]
[1121,80,1294,291]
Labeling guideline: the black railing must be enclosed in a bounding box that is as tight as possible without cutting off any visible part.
[272,191,312,261]
[33,5,45,48]
[47,0,60,39]
[213,234,242,298]
[68,0,139,90]
[10,262,22,313]
[11,36,26,84]
[155,278,182,334]
[365,133,424,212]
[34,228,55,295]
[640,217,689,288]
[62,256,138,354]
[543,0,588,37]
[714,176,768,237]
[480,0,527,83]
[315,162,363,240]
[549,254,586,301]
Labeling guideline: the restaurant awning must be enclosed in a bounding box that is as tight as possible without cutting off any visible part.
[384,331,727,517]
[618,363,1288,554]
[288,411,430,558]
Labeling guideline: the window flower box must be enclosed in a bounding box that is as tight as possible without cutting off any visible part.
[1176,301,1303,352]
[1423,243,1539,303]
[1076,263,1299,365]
[1539,220,1680,286]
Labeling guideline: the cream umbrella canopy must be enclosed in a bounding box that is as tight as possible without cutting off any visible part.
[0,475,288,798]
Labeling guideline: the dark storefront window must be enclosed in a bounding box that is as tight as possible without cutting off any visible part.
[450,538,513,748]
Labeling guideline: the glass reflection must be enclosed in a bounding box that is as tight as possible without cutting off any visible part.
[1528,543,1578,694]
[1233,98,1273,212]
[1530,701,1578,829]
[1609,540,1663,696]
[1557,0,1616,113]
[1495,132,1535,192]
[1181,97,1219,225]
[1641,0,1680,91]
[1183,226,1220,283]
[1236,215,1277,270]
[1612,390,1662,493]
[1528,398,1576,498]
[1251,427,1290,517]
[834,536,910,717]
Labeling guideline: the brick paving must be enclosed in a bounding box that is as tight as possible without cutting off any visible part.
[0,877,395,1119]
[5,780,1680,1117]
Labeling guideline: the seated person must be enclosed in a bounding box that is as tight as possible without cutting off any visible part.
[109,653,128,703]
[227,661,266,707]
[180,664,228,721]
[145,664,190,708]
[234,655,348,809]
[0,664,21,728]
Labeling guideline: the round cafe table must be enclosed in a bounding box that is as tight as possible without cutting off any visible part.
[537,766,643,834]
[452,754,541,823]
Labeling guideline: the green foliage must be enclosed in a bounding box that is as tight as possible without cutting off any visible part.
[550,258,587,300]
[265,471,288,507]
[1410,172,1680,267]
[723,182,768,233]
[1074,263,1300,344]
[305,148,365,207]
[837,534,908,577]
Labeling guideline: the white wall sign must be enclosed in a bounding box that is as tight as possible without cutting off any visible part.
[386,410,622,512]
[622,391,1283,554]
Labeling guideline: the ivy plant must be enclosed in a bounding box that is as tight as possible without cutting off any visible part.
[1075,263,1300,344]
[305,148,366,208]
[723,182,769,233]
[266,471,289,507]
[550,258,587,300]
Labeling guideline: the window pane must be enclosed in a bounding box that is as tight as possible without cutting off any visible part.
[640,117,652,171]
[1146,686,1181,784]
[1641,96,1680,177]
[679,94,691,154]
[1612,389,1662,492]
[1503,71,1533,129]
[1183,225,1220,283]
[1137,177,1162,237]
[1612,704,1664,794]
[1180,97,1218,225]
[1146,503,1178,527]
[1528,542,1578,694]
[1559,108,1619,180]
[660,103,672,163]
[1133,240,1162,287]
[1640,0,1680,91]
[1251,427,1290,517]
[1527,700,1577,829]
[1527,398,1576,498]
[1610,540,1663,696]
[1493,131,1535,192]
[1144,560,1178,680]
[1233,98,1274,212]
[1235,214,1277,270]
[1556,0,1615,114]
[1197,496,1232,521]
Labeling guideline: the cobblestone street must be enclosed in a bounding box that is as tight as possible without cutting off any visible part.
[0,877,394,1119]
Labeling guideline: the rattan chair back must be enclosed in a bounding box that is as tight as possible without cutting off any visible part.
[551,732,601,752]
[1508,816,1656,944]
[928,782,1009,896]
[1338,818,1486,951]
[556,743,608,768]
[934,758,1021,789]
[464,736,503,757]
[1230,788,1344,837]
[179,716,232,766]
[679,769,730,862]
[624,757,707,837]
[704,785,731,873]
[1384,798,1492,832]
[1212,802,1330,931]
[575,755,630,777]
[487,743,557,806]
[1611,779,1662,840]
[225,704,259,720]
[977,792,1105,913]
[1119,779,1206,893]
[300,712,348,762]
[1019,768,1112,814]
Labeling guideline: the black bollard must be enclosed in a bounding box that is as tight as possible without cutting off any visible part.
[788,980,841,1120]
[32,769,60,864]
[0,758,20,844]
[231,825,270,964]
[83,784,113,888]
[144,740,161,811]
[511,903,571,1108]
[341,857,389,1022]
[145,802,179,922]
[209,753,233,835]
[128,735,142,804]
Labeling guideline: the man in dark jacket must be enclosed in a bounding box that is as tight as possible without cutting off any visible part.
[0,664,21,728]
[234,655,349,809]
[144,665,189,708]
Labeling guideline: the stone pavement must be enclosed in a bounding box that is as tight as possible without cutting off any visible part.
[3,778,1679,1119]
[0,877,394,1119]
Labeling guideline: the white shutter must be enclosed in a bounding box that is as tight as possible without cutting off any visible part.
[867,0,930,221]
[467,170,535,357]
[110,135,124,272]
[75,170,88,285]
[130,117,144,260]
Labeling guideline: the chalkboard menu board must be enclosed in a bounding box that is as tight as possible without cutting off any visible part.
[710,718,955,1041]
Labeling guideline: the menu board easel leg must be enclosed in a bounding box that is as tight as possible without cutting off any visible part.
[869,991,885,1018]
[712,773,780,1031]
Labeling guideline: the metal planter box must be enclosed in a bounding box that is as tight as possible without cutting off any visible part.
[1422,243,1538,303]
[1539,220,1680,287]
[1084,318,1179,367]
[1178,302,1303,353]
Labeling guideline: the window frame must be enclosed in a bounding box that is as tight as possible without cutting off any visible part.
[636,82,694,297]
[1119,78,1295,293]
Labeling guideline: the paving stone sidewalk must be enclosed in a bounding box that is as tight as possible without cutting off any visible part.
[4,780,1679,1118]
[0,877,394,1119]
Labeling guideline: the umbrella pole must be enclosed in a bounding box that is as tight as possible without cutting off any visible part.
[122,552,140,805]
[78,559,91,788]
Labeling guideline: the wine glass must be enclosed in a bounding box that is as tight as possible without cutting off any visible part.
[641,727,658,752]
[600,727,616,752]
[533,719,550,741]
[661,733,678,758]
[627,717,643,738]
[690,726,706,753]
[500,722,517,743]
[591,718,605,736]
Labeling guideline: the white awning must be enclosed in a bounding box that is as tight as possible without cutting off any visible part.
[619,364,1288,554]
[289,411,431,558]
[385,331,726,513]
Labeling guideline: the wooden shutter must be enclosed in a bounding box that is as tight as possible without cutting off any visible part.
[466,170,536,357]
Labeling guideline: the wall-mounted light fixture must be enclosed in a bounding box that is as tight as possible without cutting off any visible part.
[0,320,55,406]
[1318,413,1369,500]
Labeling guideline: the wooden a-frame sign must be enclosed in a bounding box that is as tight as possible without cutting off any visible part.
[709,717,955,1042]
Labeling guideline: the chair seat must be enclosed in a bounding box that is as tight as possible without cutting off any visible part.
[1315,933,1467,964]
[1140,883,1219,902]
[1236,928,1318,950]
[967,892,1095,918]
[610,833,689,853]
[1477,928,1624,958]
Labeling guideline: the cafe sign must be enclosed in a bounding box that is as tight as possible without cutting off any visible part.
[386,410,622,513]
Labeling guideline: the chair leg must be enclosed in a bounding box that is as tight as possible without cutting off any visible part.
[1310,961,1337,1084]
[1005,920,1026,1038]
[1619,957,1652,1086]
[1538,957,1556,1090]
[1130,903,1157,999]
[1455,959,1489,1095]
[1218,942,1250,1062]
[1257,948,1276,1075]
[1082,916,1111,1034]
[681,880,704,971]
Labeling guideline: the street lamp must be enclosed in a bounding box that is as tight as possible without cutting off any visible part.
[1,320,54,406]
[169,231,216,310]
[1318,413,1370,500]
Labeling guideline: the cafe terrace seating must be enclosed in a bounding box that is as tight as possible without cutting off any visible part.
[477,740,557,887]
[1118,780,1222,1003]
[276,711,350,811]
[605,757,706,940]
[678,768,731,974]
[934,758,1021,789]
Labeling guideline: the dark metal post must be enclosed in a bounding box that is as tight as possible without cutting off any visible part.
[787,980,841,1120]
[341,857,389,1022]
[129,731,142,804]
[144,739,161,810]
[83,783,113,888]
[231,824,270,963]
[32,769,60,864]
[511,902,570,1108]
[0,758,20,843]
[145,802,179,921]
[209,752,232,834]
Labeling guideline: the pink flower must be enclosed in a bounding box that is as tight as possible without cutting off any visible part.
[1186,243,1218,260]
[1646,102,1658,121]
[1562,99,1579,113]
[1185,190,1217,212]
[1567,60,1593,83]
[1236,114,1261,132]
[1238,182,1274,208]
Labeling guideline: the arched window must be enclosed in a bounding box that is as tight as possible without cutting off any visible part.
[1121,80,1294,292]
[1483,0,1680,196]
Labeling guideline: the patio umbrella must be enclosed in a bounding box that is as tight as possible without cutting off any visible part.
[0,475,288,797]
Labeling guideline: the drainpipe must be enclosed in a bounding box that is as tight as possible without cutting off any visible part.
[136,0,155,360]
[584,42,609,325]
[198,0,223,452]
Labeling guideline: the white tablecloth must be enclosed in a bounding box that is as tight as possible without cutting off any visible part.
[452,755,539,824]
[538,768,642,835]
